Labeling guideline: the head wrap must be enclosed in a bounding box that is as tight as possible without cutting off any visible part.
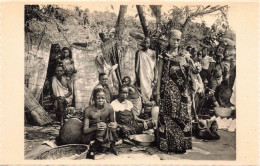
[213,69,223,78]
[169,29,182,39]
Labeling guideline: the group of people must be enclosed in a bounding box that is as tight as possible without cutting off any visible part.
[45,44,77,125]
[54,71,159,159]
[46,29,236,159]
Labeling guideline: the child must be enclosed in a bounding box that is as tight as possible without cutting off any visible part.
[60,47,77,78]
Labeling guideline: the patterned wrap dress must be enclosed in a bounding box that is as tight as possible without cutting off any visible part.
[156,52,192,153]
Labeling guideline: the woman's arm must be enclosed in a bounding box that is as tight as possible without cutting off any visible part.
[50,77,57,100]
[132,108,148,129]
[189,73,197,92]
[197,74,204,92]
[153,52,158,84]
[132,108,145,123]
[64,78,72,99]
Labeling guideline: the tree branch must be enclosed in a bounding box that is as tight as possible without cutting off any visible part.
[181,5,228,32]
[192,5,228,18]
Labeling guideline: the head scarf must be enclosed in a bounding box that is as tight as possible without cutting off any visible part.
[169,29,182,39]
[213,69,223,78]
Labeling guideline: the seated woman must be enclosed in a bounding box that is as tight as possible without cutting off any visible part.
[111,85,155,138]
[122,76,142,115]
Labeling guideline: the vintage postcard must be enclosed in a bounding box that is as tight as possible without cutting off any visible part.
[0,0,259,165]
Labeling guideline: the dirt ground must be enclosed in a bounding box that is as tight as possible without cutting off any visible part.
[25,120,235,160]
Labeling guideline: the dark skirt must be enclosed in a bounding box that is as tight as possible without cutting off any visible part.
[156,54,192,153]
[116,110,153,138]
[156,114,192,153]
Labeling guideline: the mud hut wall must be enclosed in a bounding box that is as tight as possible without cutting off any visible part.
[25,33,51,101]
[120,47,136,83]
[72,47,103,109]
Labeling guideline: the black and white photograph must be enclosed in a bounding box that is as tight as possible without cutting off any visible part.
[23,4,238,160]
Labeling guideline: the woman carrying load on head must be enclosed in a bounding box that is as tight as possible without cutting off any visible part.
[155,29,193,154]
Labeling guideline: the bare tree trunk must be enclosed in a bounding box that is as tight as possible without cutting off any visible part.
[113,5,128,86]
[115,5,128,40]
[181,17,190,33]
[150,5,162,29]
[136,5,149,37]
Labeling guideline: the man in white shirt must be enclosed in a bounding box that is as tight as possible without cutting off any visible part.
[200,47,215,80]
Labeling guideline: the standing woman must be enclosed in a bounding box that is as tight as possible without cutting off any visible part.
[155,29,192,153]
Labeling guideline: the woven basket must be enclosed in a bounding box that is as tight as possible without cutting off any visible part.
[34,144,88,160]
[214,107,233,118]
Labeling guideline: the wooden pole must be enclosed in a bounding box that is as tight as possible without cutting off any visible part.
[115,5,128,40]
[136,5,149,37]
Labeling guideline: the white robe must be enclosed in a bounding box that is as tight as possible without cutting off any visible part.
[136,49,156,102]
[52,76,73,104]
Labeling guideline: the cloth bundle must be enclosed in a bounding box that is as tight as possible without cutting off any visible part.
[193,119,220,140]
[215,116,236,132]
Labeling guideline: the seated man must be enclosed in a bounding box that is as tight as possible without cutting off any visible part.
[55,88,118,159]
[208,69,224,108]
[51,64,73,125]
[83,88,118,159]
[198,69,223,115]
[111,85,155,138]
[89,73,113,105]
